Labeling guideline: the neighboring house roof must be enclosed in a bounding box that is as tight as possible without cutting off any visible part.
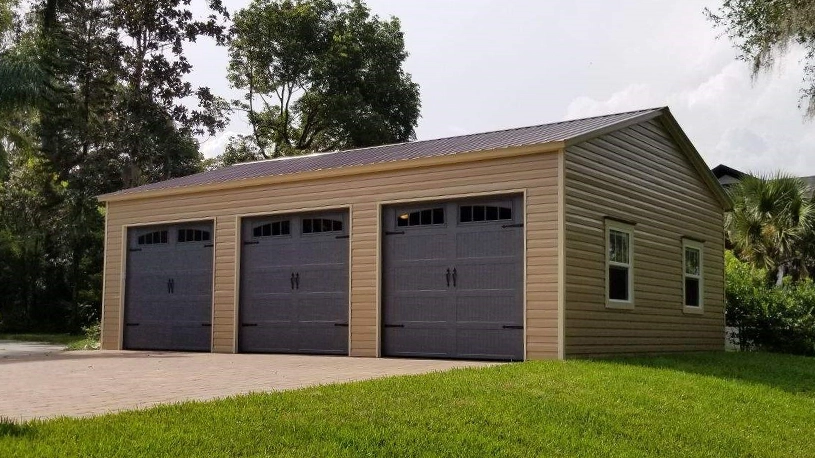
[712,164,815,195]
[98,107,731,210]
[711,164,746,180]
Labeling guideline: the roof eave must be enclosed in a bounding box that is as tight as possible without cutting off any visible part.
[98,141,566,203]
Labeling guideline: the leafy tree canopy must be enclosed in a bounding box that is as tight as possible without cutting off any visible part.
[707,0,815,116]
[226,0,420,161]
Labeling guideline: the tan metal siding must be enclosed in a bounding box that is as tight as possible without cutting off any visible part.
[563,119,725,357]
[102,152,561,359]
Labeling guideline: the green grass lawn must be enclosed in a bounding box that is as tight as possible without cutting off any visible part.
[0,333,97,350]
[1,352,813,457]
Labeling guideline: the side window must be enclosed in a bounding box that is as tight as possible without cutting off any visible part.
[459,204,512,223]
[396,208,445,227]
[605,220,634,309]
[683,239,704,313]
[252,221,290,238]
[137,230,168,245]
[302,218,343,234]
[178,229,211,243]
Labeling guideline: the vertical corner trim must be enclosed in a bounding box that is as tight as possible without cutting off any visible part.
[557,148,566,360]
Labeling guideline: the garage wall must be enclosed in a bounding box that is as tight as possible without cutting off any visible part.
[101,151,561,359]
[563,118,725,356]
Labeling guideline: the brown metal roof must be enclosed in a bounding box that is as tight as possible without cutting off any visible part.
[99,107,663,199]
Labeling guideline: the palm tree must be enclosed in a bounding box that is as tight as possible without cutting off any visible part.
[726,173,815,285]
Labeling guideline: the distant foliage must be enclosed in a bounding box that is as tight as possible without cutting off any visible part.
[226,0,421,160]
[726,250,815,356]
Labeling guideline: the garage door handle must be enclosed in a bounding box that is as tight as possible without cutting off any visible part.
[295,272,300,289]
[446,268,451,287]
[384,324,404,328]
[334,322,349,327]
[503,325,523,329]
[452,268,457,287]
[291,273,295,290]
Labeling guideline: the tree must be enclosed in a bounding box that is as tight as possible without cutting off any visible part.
[0,0,232,333]
[726,173,815,285]
[227,0,420,160]
[706,1,815,116]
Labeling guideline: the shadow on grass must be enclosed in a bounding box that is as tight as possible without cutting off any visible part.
[0,417,33,438]
[605,351,815,397]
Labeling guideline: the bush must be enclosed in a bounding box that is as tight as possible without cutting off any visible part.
[726,251,815,355]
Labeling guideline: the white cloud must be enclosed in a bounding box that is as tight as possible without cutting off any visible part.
[199,131,238,159]
[566,47,815,176]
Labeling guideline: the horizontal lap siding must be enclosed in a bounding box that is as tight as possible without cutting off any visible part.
[102,152,561,359]
[564,119,725,357]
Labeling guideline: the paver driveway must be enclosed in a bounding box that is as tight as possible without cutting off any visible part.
[0,351,493,420]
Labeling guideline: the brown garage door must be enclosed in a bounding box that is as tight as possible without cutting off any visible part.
[239,211,349,354]
[382,195,524,361]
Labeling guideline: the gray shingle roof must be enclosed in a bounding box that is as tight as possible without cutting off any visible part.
[99,107,663,199]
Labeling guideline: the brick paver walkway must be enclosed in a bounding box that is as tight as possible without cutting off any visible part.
[0,351,493,420]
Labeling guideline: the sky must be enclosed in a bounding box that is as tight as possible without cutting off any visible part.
[187,0,815,176]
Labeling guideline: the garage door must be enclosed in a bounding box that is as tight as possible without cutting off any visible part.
[239,211,349,354]
[382,195,524,360]
[124,222,214,351]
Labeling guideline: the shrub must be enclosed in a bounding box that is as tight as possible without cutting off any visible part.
[726,251,815,355]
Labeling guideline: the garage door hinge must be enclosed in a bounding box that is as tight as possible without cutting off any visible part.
[128,248,142,252]
[334,322,349,327]
[501,223,524,228]
[335,235,350,239]
[384,324,405,328]
[241,323,259,327]
[384,231,405,236]
[502,325,524,329]
[203,243,214,248]
[201,323,212,327]
[125,322,140,326]
[243,240,260,245]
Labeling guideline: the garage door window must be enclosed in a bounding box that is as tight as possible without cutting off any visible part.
[397,208,444,227]
[137,230,168,245]
[178,229,211,243]
[302,218,343,234]
[253,221,290,238]
[459,204,512,223]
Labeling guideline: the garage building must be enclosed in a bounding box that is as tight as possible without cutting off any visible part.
[98,107,731,360]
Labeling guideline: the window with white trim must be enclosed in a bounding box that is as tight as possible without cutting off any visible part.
[683,239,704,311]
[605,220,634,308]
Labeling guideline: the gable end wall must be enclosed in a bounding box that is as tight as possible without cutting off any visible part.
[563,118,725,356]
